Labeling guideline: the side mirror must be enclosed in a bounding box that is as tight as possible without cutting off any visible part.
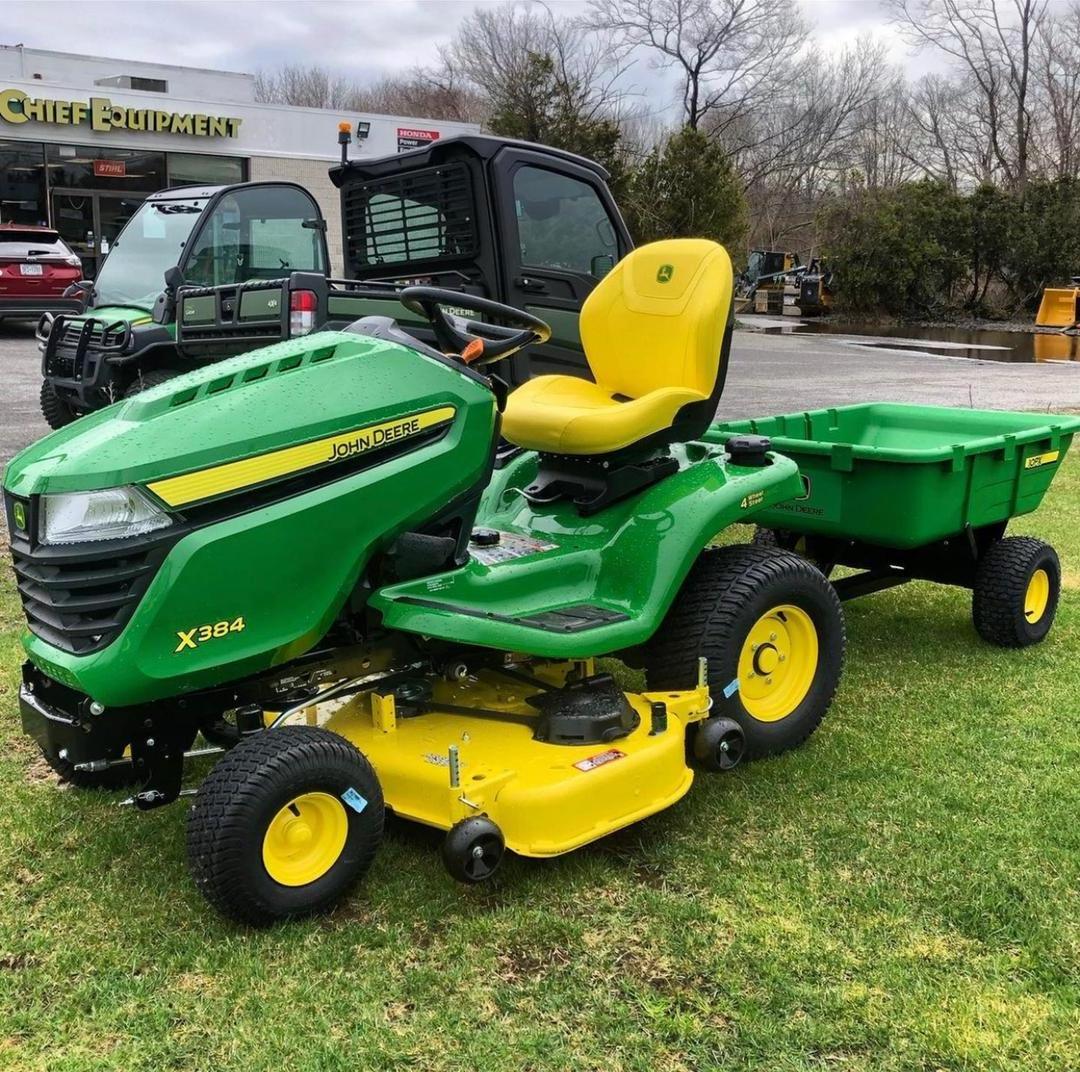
[164,265,184,292]
[590,254,615,279]
[155,266,184,325]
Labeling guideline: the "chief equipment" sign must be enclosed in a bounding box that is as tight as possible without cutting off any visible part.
[0,88,242,138]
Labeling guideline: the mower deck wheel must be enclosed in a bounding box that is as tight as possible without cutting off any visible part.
[691,716,745,772]
[40,745,140,790]
[972,536,1061,647]
[643,544,845,759]
[442,817,505,884]
[186,726,383,926]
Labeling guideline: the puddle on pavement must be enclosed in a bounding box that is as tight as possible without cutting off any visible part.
[740,316,1080,364]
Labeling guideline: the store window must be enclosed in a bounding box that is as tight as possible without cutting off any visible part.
[46,144,165,192]
[167,152,246,188]
[0,140,48,226]
[513,166,617,276]
[184,184,327,286]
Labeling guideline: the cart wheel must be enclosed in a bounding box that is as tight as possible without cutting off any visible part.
[40,380,76,430]
[972,536,1061,648]
[186,726,383,926]
[691,717,746,772]
[644,545,845,758]
[442,817,505,884]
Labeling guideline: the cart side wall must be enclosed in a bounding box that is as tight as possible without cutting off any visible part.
[708,405,1078,548]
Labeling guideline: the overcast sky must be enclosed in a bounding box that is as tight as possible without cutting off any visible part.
[2,0,933,104]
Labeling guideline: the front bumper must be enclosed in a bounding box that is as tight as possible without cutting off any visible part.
[19,661,133,768]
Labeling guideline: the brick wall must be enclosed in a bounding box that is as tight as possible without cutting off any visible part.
[248,155,343,276]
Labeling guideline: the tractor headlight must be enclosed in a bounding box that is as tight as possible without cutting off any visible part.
[39,487,171,545]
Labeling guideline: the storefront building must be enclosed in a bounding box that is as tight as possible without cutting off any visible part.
[0,46,480,275]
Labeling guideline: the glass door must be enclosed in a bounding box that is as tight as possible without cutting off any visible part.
[50,189,150,280]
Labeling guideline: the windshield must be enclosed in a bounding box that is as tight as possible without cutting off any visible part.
[93,198,207,308]
[184,185,326,287]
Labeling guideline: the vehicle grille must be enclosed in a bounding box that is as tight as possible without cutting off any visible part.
[8,521,169,655]
[343,161,477,273]
[45,320,128,380]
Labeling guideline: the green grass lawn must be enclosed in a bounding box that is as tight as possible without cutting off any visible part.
[1,456,1077,1072]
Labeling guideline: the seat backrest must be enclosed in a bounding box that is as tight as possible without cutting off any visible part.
[579,238,734,401]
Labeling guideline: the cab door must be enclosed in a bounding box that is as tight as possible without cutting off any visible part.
[494,149,631,380]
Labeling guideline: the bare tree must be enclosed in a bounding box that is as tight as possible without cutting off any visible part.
[1031,1,1080,180]
[589,0,808,133]
[443,3,631,134]
[888,0,1048,189]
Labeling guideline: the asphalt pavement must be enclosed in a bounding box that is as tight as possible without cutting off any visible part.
[3,318,1080,472]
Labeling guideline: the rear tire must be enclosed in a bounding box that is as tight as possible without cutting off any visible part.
[186,726,383,926]
[40,380,76,429]
[752,526,834,578]
[972,536,1060,647]
[124,368,181,397]
[644,545,845,759]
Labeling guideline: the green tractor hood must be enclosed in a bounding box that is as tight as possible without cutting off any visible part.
[5,329,499,706]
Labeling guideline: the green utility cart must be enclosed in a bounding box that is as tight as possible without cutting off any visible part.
[708,402,1080,647]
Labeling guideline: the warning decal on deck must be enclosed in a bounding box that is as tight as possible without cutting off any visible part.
[573,749,626,773]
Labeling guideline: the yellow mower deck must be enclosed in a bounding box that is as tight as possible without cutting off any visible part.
[297,661,712,858]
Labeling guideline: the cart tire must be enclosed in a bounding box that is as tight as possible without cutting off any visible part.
[972,536,1060,647]
[643,545,845,759]
[40,380,76,430]
[124,368,181,398]
[40,745,140,790]
[186,726,383,926]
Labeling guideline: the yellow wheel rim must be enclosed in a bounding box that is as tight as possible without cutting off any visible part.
[1025,568,1050,623]
[738,605,819,722]
[262,792,348,887]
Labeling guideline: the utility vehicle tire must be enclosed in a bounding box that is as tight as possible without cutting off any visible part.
[186,726,383,926]
[124,368,181,398]
[972,536,1060,648]
[643,545,845,759]
[40,745,140,789]
[40,380,76,430]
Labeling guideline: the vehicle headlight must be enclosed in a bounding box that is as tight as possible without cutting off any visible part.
[39,487,171,545]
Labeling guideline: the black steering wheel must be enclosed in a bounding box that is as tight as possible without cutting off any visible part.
[398,286,552,367]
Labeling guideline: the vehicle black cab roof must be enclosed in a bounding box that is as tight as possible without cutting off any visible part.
[328,134,611,187]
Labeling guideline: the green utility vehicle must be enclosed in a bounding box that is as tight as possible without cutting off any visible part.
[174,133,632,387]
[6,226,1077,925]
[37,181,330,428]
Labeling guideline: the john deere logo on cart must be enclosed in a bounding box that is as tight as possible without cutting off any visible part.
[656,264,675,284]
[12,501,26,531]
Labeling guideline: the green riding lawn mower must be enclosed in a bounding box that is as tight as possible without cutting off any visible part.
[5,223,1077,926]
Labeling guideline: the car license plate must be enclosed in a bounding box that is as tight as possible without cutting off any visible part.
[783,294,796,305]
[20,264,44,276]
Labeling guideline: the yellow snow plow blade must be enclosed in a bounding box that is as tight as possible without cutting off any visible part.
[1036,286,1080,329]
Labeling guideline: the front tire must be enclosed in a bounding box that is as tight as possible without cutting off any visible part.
[972,536,1060,647]
[40,380,76,429]
[186,726,383,926]
[644,545,845,759]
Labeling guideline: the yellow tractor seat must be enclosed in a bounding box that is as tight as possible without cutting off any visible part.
[503,238,734,457]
